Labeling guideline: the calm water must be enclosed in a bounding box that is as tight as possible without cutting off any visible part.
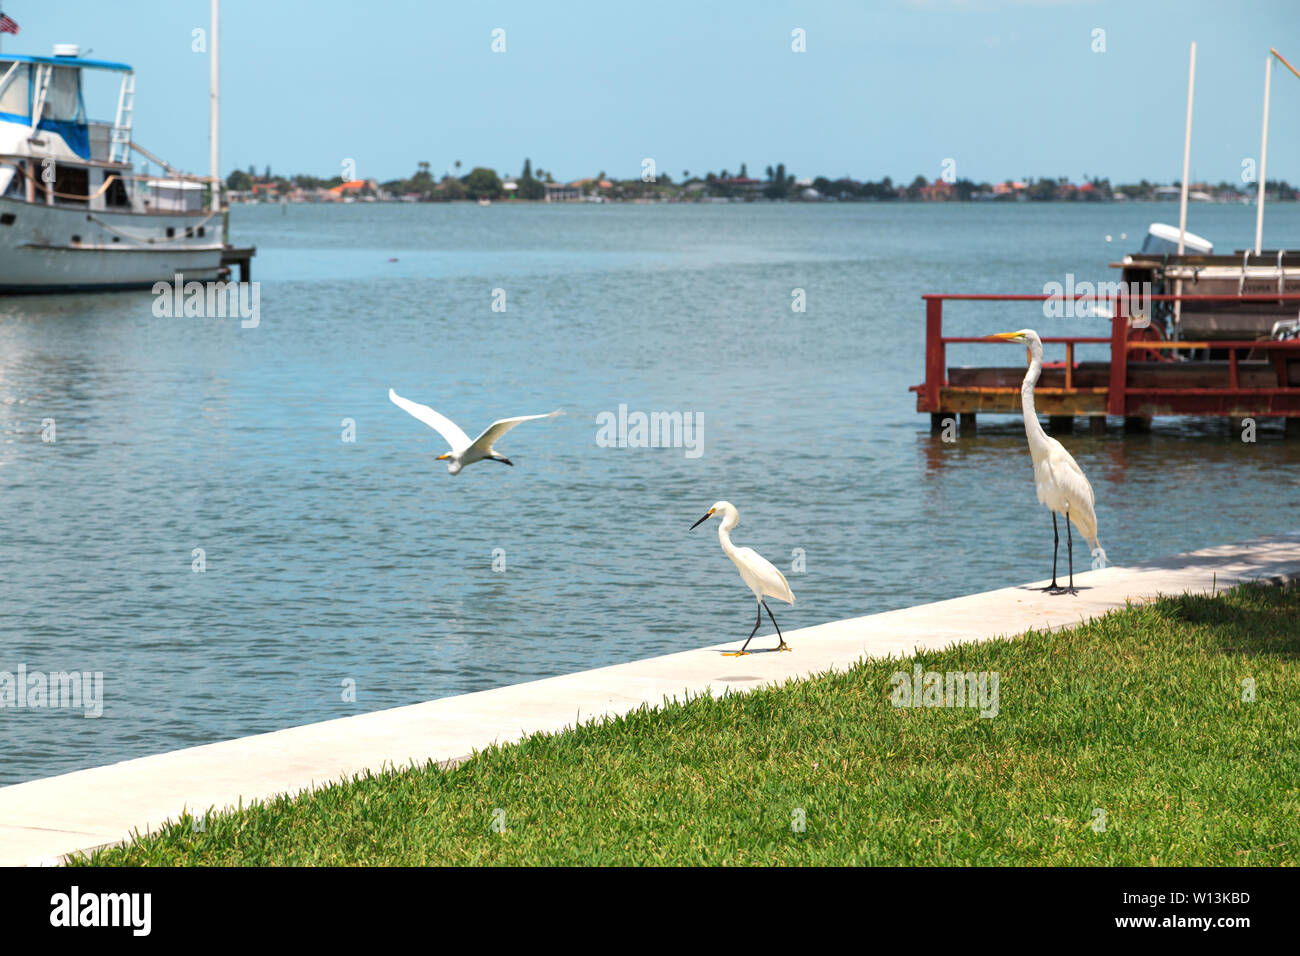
[3,201,1298,785]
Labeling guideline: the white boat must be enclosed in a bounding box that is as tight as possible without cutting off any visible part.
[0,45,224,292]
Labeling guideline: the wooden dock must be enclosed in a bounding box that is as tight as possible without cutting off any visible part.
[220,244,256,282]
[913,293,1300,433]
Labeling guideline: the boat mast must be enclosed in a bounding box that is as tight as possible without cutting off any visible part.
[1255,55,1271,255]
[209,0,221,213]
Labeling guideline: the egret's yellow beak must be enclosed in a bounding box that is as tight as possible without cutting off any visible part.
[689,508,716,531]
[436,453,450,460]
[989,332,1021,341]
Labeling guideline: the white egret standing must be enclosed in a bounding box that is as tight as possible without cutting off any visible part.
[989,330,1107,593]
[690,501,795,655]
[388,388,560,475]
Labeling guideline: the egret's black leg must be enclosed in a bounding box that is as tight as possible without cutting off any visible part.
[762,600,790,651]
[1062,513,1078,594]
[727,603,763,656]
[490,455,514,466]
[1040,512,1061,591]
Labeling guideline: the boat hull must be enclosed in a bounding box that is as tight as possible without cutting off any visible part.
[0,197,225,293]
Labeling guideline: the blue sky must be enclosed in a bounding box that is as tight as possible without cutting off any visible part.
[9,0,1300,185]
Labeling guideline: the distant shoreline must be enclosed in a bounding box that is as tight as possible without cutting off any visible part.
[227,196,1293,207]
[226,168,1299,206]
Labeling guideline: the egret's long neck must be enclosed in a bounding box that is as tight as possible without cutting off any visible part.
[717,515,740,561]
[1021,343,1051,454]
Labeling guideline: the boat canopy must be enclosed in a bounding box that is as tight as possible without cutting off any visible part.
[0,53,132,73]
[0,52,134,163]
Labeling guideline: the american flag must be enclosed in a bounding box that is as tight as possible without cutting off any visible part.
[0,13,19,35]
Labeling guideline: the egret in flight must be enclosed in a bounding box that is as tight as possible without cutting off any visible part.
[388,388,561,475]
[989,329,1107,593]
[690,501,795,655]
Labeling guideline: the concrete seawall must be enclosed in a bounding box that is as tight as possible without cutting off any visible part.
[2,531,1298,866]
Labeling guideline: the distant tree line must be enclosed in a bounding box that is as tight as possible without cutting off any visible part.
[226,159,1300,204]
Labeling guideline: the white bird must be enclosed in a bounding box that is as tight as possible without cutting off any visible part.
[388,388,560,475]
[989,329,1107,593]
[690,501,795,655]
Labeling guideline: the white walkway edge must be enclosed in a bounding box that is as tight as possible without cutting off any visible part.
[3,531,1298,866]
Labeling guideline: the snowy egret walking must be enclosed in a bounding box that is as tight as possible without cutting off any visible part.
[989,329,1107,593]
[388,389,561,475]
[690,501,795,655]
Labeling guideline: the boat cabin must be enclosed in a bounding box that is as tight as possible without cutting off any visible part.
[0,46,208,216]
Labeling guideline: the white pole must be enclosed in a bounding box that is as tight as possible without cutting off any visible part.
[209,0,220,211]
[1255,55,1271,255]
[1177,41,1196,255]
[1174,41,1196,333]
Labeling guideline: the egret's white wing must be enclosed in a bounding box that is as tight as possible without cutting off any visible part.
[388,389,471,452]
[732,546,796,605]
[467,410,563,455]
[1042,445,1101,548]
[1046,445,1095,509]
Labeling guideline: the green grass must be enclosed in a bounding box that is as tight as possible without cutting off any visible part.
[76,583,1299,866]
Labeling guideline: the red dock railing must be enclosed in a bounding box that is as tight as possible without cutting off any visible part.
[916,293,1300,421]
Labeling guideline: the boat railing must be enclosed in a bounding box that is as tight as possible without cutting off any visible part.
[0,154,220,212]
[917,292,1300,418]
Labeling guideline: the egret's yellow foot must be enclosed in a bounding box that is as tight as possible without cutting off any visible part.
[777,643,793,652]
[722,650,750,657]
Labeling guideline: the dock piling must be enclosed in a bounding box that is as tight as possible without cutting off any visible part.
[221,245,255,282]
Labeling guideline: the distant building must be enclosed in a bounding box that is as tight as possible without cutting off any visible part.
[544,182,582,202]
[919,178,955,201]
[327,179,376,200]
